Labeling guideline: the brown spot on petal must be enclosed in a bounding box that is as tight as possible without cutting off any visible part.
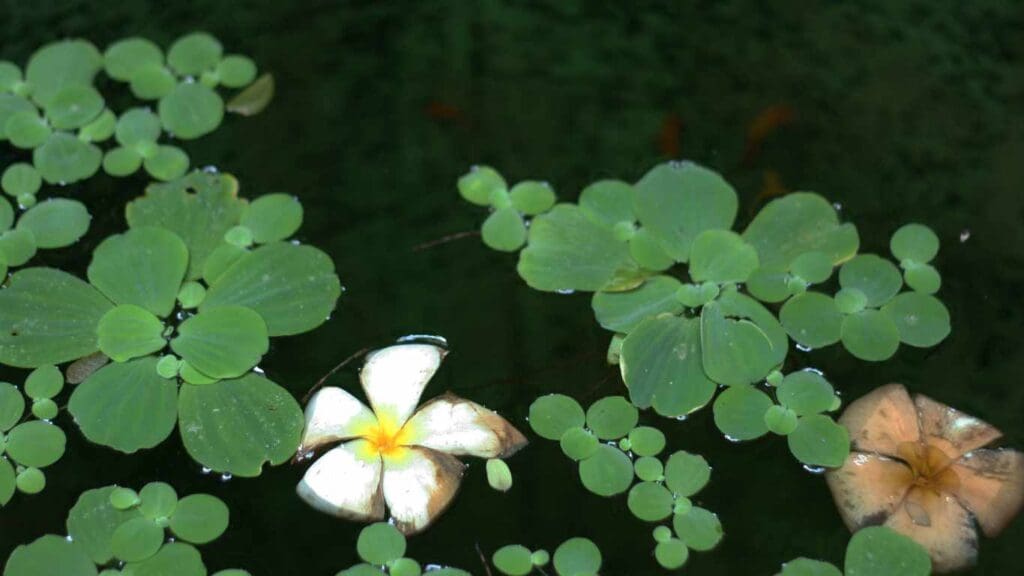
[885,490,978,573]
[826,452,914,531]
[838,383,920,457]
[915,394,1002,460]
[952,448,1024,537]
[383,447,465,535]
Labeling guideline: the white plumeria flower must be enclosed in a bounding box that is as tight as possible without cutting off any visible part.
[296,343,527,534]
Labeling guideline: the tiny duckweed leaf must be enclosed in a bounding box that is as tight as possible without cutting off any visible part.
[779,292,842,349]
[226,73,274,116]
[585,396,638,440]
[97,305,166,362]
[840,309,900,361]
[0,268,112,367]
[88,227,188,318]
[481,207,527,252]
[115,108,161,148]
[779,558,842,576]
[143,145,190,181]
[171,306,268,379]
[713,384,773,440]
[559,427,598,461]
[203,243,248,285]
[628,227,675,271]
[5,420,65,467]
[224,225,253,248]
[903,263,941,295]
[689,229,759,283]
[32,132,102,184]
[3,534,97,576]
[177,281,206,309]
[31,398,58,420]
[15,466,45,493]
[634,456,663,482]
[16,198,91,248]
[169,493,230,544]
[178,373,304,476]
[0,62,21,92]
[620,315,715,418]
[201,242,341,336]
[765,405,799,435]
[578,444,633,496]
[128,64,177,100]
[0,383,25,430]
[834,288,867,315]
[673,506,723,551]
[655,539,689,570]
[7,110,52,149]
[77,108,117,142]
[0,95,36,143]
[777,371,836,416]
[138,482,178,520]
[628,426,666,457]
[890,223,939,264]
[701,301,777,386]
[881,292,950,348]
[663,451,710,497]
[45,85,104,130]
[517,204,639,292]
[485,458,513,492]
[0,228,37,266]
[240,193,303,243]
[553,537,602,576]
[2,163,42,196]
[24,365,62,399]
[787,414,849,467]
[789,251,833,285]
[104,38,164,81]
[110,487,141,510]
[509,181,556,215]
[103,147,143,176]
[121,542,206,576]
[158,82,224,139]
[111,517,164,562]
[591,275,684,334]
[216,55,257,88]
[742,192,859,269]
[69,358,178,453]
[492,545,533,576]
[528,394,585,440]
[356,522,406,565]
[634,162,738,262]
[844,526,931,576]
[838,255,902,308]
[25,39,103,107]
[578,179,634,226]
[167,32,223,75]
[627,481,674,522]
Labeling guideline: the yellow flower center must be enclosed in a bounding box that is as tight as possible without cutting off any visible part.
[357,414,415,459]
[897,441,961,494]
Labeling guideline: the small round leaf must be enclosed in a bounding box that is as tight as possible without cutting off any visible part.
[356,522,406,565]
[528,394,584,440]
[578,444,633,497]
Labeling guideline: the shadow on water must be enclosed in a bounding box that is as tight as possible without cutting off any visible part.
[1,1,1023,574]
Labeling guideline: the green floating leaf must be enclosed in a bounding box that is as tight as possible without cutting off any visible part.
[779,292,842,349]
[673,506,723,551]
[355,522,406,566]
[130,64,178,100]
[0,61,22,92]
[178,373,304,476]
[88,227,188,318]
[103,147,143,176]
[777,371,835,416]
[171,306,268,379]
[0,228,37,266]
[177,281,206,309]
[628,481,674,522]
[78,109,116,142]
[844,526,931,576]
[169,493,229,544]
[31,398,58,420]
[509,181,556,215]
[45,85,104,130]
[528,394,584,440]
[517,204,640,292]
[559,427,598,461]
[144,145,190,181]
[713,384,772,440]
[779,558,842,576]
[834,288,867,315]
[592,275,683,334]
[168,32,223,76]
[765,405,799,435]
[890,223,939,264]
[116,108,161,148]
[104,38,164,82]
[33,132,102,184]
[578,444,633,497]
[16,198,90,248]
[689,229,759,283]
[585,396,638,440]
[553,538,601,576]
[493,545,532,576]
[139,482,178,520]
[485,458,513,492]
[2,163,41,197]
[240,193,303,243]
[903,263,941,295]
[5,420,65,467]
[578,179,634,227]
[634,456,663,482]
[481,207,526,252]
[0,197,11,231]
[628,426,665,457]
[110,487,141,510]
[620,315,715,418]
[25,39,103,107]
[0,382,25,431]
[179,361,216,385]
[0,458,16,505]
[840,309,900,361]
[789,251,834,285]
[787,414,849,467]
[69,358,178,453]
[97,305,166,362]
[158,82,224,140]
[7,110,52,149]
[217,55,257,88]
[226,73,274,116]
[0,268,112,367]
[24,365,62,399]
[655,539,689,570]
[743,192,859,269]
[15,466,45,493]
[201,241,341,336]
[111,517,164,562]
[628,227,675,271]
[0,96,34,143]
[3,534,97,576]
[664,451,710,497]
[701,301,777,386]
[121,542,206,576]
[881,292,950,348]
[838,255,902,308]
[633,162,738,262]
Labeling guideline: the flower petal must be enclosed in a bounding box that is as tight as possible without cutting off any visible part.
[951,448,1024,537]
[884,487,978,573]
[298,386,377,453]
[382,446,465,534]
[838,383,920,457]
[297,439,385,521]
[402,392,528,458]
[826,452,914,530]
[914,394,1002,460]
[361,344,446,427]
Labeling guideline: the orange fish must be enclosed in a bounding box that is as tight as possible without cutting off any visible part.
[742,104,795,166]
[749,170,788,215]
[425,101,463,122]
[657,113,683,157]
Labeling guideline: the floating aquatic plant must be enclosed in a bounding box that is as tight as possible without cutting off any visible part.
[2,481,249,576]
[529,394,722,569]
[0,366,67,505]
[297,343,527,534]
[492,537,601,576]
[777,525,931,576]
[335,522,470,575]
[825,384,1024,573]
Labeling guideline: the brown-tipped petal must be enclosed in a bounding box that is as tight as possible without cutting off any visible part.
[402,392,528,458]
[382,446,465,535]
[297,439,385,521]
[826,452,914,531]
[884,487,978,574]
[361,344,446,427]
[951,448,1024,537]
[838,383,920,457]
[298,387,378,453]
[914,394,1002,460]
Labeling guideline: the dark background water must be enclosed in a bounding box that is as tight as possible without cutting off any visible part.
[1,1,1023,574]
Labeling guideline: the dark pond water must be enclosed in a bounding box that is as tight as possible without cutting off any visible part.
[2,1,1023,574]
